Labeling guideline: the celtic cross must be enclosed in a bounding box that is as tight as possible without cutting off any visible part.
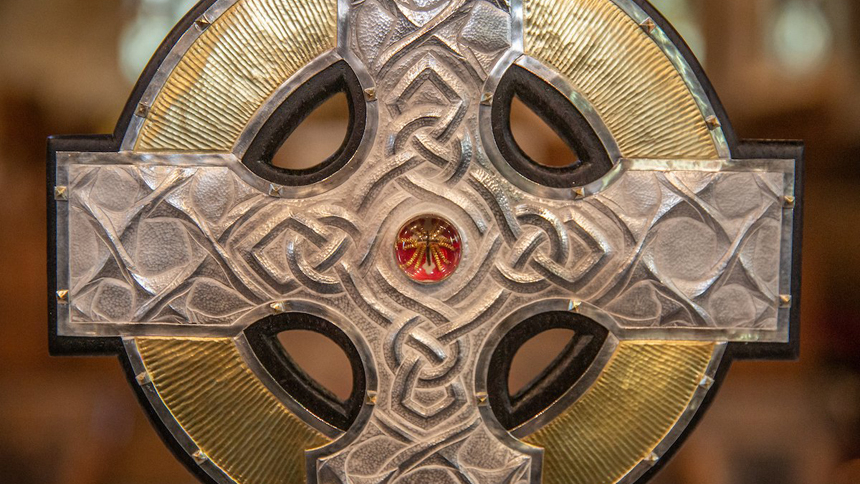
[50,0,802,483]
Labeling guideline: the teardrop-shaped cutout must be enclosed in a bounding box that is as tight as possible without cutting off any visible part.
[507,328,576,398]
[242,60,366,186]
[243,312,366,432]
[510,96,580,169]
[270,93,350,171]
[278,329,353,401]
[487,311,609,431]
[491,64,613,188]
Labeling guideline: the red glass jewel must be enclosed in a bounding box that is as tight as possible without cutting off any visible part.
[394,215,462,283]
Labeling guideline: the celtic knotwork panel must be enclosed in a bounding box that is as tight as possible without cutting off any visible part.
[67,164,785,331]
[52,0,801,482]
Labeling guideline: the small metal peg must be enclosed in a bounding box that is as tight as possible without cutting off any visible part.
[56,290,69,303]
[779,294,792,308]
[192,450,209,464]
[135,103,150,119]
[54,186,68,201]
[364,87,377,102]
[270,301,287,314]
[195,17,211,31]
[366,391,378,406]
[480,92,493,106]
[136,371,152,386]
[476,392,488,407]
[640,18,656,34]
[705,115,721,130]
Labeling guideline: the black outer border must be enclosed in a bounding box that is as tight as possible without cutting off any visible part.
[48,2,225,483]
[45,1,805,484]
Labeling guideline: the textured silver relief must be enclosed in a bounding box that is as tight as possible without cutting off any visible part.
[55,0,798,482]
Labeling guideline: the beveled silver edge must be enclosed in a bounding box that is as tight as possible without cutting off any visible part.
[232,51,343,158]
[121,0,242,151]
[608,0,731,158]
[473,297,548,480]
[233,332,344,439]
[618,342,728,484]
[302,305,384,484]
[508,334,619,438]
[55,163,71,337]
[515,56,623,163]
[57,298,790,343]
[624,158,796,173]
[56,151,236,166]
[232,298,384,441]
[237,298,384,469]
[473,298,622,438]
[777,167,796,337]
[122,337,238,484]
[479,52,629,201]
[476,402,545,483]
[510,0,525,53]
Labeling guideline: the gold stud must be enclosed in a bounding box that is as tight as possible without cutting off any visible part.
[56,290,69,303]
[136,371,152,386]
[646,452,660,463]
[699,375,715,390]
[568,300,582,313]
[135,103,150,119]
[366,391,378,406]
[640,18,656,34]
[364,87,377,102]
[779,295,792,308]
[269,301,287,314]
[54,186,68,201]
[268,184,282,197]
[480,92,493,106]
[705,115,721,130]
[192,450,208,464]
[573,187,585,200]
[784,195,796,208]
[195,17,211,31]
[476,392,488,406]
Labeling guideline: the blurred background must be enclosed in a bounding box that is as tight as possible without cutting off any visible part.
[1,0,860,483]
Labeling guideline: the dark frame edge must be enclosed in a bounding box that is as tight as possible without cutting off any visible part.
[118,351,222,484]
[726,140,805,362]
[629,2,804,482]
[47,3,223,481]
[46,0,219,357]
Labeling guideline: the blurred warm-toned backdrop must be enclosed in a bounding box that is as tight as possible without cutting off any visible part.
[1,1,859,483]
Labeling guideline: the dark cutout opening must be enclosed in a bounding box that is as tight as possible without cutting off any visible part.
[242,60,366,186]
[491,65,613,188]
[277,330,353,401]
[507,328,576,397]
[271,93,350,171]
[510,96,581,168]
[244,313,365,432]
[488,311,609,431]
